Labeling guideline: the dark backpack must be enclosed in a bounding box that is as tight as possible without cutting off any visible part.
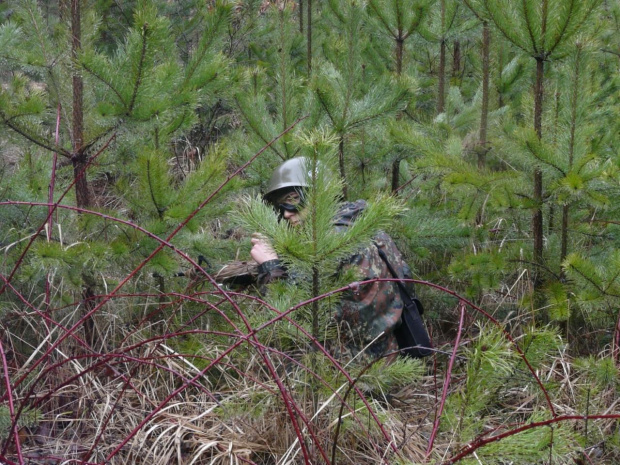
[375,245,433,359]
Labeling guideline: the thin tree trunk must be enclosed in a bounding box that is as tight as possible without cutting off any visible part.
[560,204,569,263]
[498,43,504,108]
[391,159,400,193]
[307,0,312,75]
[437,0,446,114]
[533,57,545,266]
[312,267,319,339]
[72,0,97,349]
[395,37,404,75]
[299,0,303,33]
[391,36,404,194]
[437,39,446,114]
[452,40,461,79]
[478,22,490,170]
[71,0,90,209]
[339,136,347,200]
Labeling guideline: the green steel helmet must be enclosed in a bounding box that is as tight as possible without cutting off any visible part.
[264,157,313,202]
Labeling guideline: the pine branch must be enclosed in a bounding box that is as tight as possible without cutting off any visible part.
[525,139,565,176]
[1,115,71,158]
[81,62,127,107]
[521,0,540,55]
[481,0,529,53]
[315,88,338,127]
[234,96,286,160]
[128,23,149,115]
[566,262,620,298]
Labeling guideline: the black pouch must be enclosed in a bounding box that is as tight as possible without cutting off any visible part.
[375,245,432,359]
[394,291,432,358]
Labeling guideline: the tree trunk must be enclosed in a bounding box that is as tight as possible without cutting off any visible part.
[560,204,569,264]
[533,57,545,266]
[395,37,404,75]
[306,0,312,75]
[498,43,504,108]
[478,22,490,170]
[339,136,348,200]
[452,40,461,79]
[312,266,319,339]
[299,0,303,33]
[71,0,91,209]
[391,159,400,193]
[437,0,446,114]
[72,0,97,349]
[391,36,404,194]
[437,39,446,114]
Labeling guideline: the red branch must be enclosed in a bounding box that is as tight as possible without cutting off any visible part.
[426,300,466,459]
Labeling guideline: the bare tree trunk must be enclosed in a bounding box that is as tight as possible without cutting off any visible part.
[437,39,446,114]
[312,266,319,339]
[339,136,348,200]
[72,0,97,349]
[498,43,504,108]
[452,40,461,79]
[437,0,446,114]
[395,37,404,75]
[299,0,303,33]
[71,0,91,209]
[391,159,401,193]
[307,0,312,75]
[478,22,490,170]
[391,35,404,194]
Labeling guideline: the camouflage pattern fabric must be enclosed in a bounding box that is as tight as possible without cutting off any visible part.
[257,200,411,362]
[331,201,411,361]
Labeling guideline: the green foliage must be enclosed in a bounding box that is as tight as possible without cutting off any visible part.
[469,412,582,464]
[0,405,40,440]
[1,0,619,462]
[574,356,619,391]
[472,0,602,58]
[354,356,425,392]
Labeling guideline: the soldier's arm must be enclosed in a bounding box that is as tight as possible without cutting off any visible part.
[251,234,287,285]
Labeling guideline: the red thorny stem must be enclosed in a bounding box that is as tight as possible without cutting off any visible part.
[2,210,557,465]
[1,201,396,460]
[426,300,466,459]
[2,137,568,464]
[0,342,24,464]
[81,117,323,464]
[2,117,324,465]
[4,208,559,463]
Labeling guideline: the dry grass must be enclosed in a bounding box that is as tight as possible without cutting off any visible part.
[2,281,619,465]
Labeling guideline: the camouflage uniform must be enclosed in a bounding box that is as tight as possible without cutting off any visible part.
[257,200,412,361]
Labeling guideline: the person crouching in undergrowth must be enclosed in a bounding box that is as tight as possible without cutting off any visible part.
[248,156,414,363]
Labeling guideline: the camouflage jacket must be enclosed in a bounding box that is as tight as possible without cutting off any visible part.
[257,200,412,361]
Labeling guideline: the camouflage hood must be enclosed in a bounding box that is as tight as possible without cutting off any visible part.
[333,200,367,229]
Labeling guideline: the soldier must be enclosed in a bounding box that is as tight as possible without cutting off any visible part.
[251,157,416,361]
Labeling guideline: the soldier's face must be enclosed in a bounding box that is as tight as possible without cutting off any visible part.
[282,208,302,226]
[274,190,305,227]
